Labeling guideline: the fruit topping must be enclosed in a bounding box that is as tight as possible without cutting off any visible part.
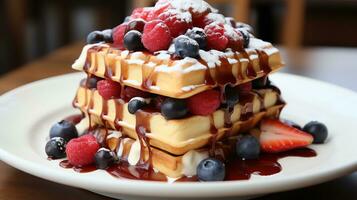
[187,90,221,116]
[260,119,313,153]
[123,86,151,101]
[126,19,146,32]
[142,20,172,52]
[86,29,113,44]
[158,10,192,38]
[161,98,188,120]
[239,29,250,48]
[237,82,252,93]
[49,120,78,142]
[66,134,100,167]
[113,23,129,48]
[204,23,228,51]
[185,28,207,49]
[303,121,328,144]
[86,31,104,44]
[223,85,240,107]
[236,135,260,160]
[147,2,172,21]
[281,119,302,130]
[130,7,152,21]
[225,17,236,28]
[224,24,244,51]
[197,158,225,182]
[94,148,117,169]
[128,97,148,114]
[124,30,144,51]
[45,137,67,159]
[174,35,200,58]
[86,76,103,89]
[97,79,121,100]
[236,22,254,34]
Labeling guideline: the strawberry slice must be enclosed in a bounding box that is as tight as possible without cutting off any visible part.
[259,119,313,153]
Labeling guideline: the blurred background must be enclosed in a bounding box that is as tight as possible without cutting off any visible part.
[1,0,357,88]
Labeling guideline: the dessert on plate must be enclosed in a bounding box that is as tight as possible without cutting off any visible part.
[45,0,328,182]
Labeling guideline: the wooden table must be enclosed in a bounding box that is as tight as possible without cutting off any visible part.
[0,43,357,200]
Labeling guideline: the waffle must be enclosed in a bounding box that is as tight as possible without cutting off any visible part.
[72,38,283,99]
[88,101,281,178]
[74,85,284,155]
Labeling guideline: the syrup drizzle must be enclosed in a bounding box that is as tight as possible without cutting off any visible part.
[74,45,278,180]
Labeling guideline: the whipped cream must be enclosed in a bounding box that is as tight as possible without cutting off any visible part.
[72,43,108,70]
[181,150,209,177]
[128,139,141,165]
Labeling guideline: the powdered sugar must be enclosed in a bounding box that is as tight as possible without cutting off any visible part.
[155,57,206,73]
[224,24,240,41]
[169,0,218,13]
[163,9,192,23]
[206,13,226,24]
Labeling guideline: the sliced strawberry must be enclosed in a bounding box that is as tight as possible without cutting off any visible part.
[259,119,313,153]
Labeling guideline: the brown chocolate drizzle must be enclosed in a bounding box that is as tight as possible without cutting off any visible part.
[135,110,153,169]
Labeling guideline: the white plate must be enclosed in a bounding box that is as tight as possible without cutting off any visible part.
[0,72,357,200]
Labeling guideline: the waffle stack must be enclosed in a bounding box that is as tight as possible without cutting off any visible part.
[71,0,285,178]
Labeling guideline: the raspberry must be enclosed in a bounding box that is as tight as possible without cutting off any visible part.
[130,7,152,20]
[122,86,150,101]
[224,25,244,51]
[187,90,221,116]
[142,20,172,52]
[193,13,225,29]
[204,23,228,51]
[66,134,100,167]
[238,82,252,93]
[112,23,128,48]
[97,79,121,100]
[158,10,193,37]
[147,3,171,21]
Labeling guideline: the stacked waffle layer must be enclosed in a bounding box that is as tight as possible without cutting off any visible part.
[71,41,285,178]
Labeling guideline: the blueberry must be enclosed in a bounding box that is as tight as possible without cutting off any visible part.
[102,29,113,43]
[127,19,146,32]
[223,85,239,107]
[185,28,207,49]
[236,22,254,34]
[128,98,147,114]
[197,158,225,182]
[236,135,260,160]
[87,31,104,44]
[239,29,250,48]
[124,16,131,23]
[49,120,78,142]
[124,30,144,51]
[86,76,103,89]
[252,76,270,89]
[303,121,328,144]
[282,119,302,130]
[45,137,66,159]
[225,17,236,28]
[161,98,188,120]
[94,148,116,169]
[174,36,200,59]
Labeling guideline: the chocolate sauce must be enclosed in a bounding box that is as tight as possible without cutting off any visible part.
[225,148,316,180]
[135,110,153,169]
[209,116,218,157]
[241,51,257,78]
[256,50,271,74]
[63,114,84,125]
[107,162,167,181]
[59,160,97,173]
[215,58,237,85]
